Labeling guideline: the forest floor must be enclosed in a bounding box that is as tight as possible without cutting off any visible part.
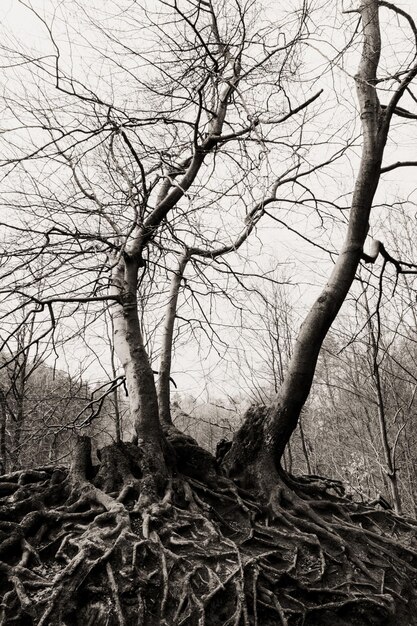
[1,428,417,626]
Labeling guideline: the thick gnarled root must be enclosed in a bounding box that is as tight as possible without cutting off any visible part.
[1,441,417,625]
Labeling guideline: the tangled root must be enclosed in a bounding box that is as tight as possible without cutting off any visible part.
[1,436,417,625]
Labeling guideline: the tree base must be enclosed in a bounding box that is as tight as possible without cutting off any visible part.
[1,435,417,625]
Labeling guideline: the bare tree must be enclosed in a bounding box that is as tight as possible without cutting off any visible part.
[224,0,417,498]
[2,2,417,624]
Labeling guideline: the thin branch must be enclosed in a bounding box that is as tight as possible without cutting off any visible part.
[380,160,417,173]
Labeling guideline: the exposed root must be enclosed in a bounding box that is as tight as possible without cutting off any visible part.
[1,436,417,625]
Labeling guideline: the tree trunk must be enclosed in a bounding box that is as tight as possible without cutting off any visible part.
[158,253,189,424]
[374,369,402,514]
[11,352,28,471]
[108,315,122,443]
[225,0,391,484]
[361,282,403,514]
[111,257,167,497]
